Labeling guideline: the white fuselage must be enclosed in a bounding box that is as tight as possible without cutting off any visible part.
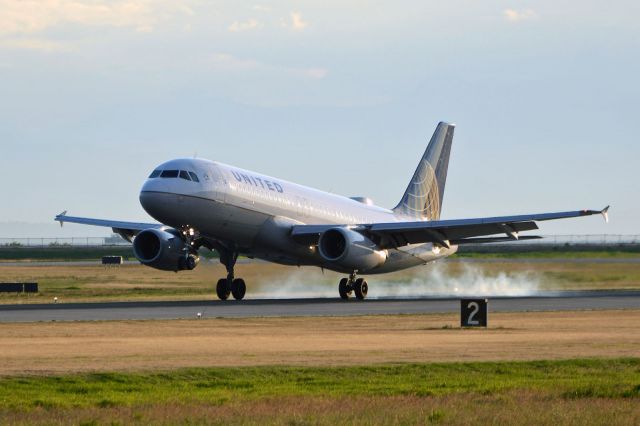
[139,158,457,274]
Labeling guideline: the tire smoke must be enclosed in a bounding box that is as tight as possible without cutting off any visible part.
[252,262,540,299]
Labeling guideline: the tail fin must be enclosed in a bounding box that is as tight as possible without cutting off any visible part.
[392,122,455,220]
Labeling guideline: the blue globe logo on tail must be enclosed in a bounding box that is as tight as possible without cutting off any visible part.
[393,122,455,221]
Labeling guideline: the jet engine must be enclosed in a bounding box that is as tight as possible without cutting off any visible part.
[133,228,199,271]
[317,227,386,272]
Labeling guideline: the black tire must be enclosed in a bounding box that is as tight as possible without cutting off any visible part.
[216,278,230,300]
[232,278,246,300]
[338,278,351,299]
[185,255,197,270]
[354,278,368,300]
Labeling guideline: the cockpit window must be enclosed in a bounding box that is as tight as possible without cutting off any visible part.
[160,170,179,178]
[151,169,199,182]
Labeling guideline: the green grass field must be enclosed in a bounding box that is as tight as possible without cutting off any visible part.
[1,358,638,425]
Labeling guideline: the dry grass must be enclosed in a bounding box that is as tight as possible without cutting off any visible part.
[0,310,638,376]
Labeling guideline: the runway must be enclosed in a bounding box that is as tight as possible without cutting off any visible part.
[1,290,639,322]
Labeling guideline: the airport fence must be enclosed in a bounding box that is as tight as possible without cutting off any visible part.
[456,234,640,253]
[0,236,129,248]
[0,234,638,249]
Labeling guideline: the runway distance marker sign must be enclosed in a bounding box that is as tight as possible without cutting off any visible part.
[460,298,488,327]
[102,256,123,265]
[0,283,38,293]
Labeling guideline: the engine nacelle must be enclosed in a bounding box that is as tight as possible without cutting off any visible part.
[133,228,199,272]
[318,227,386,272]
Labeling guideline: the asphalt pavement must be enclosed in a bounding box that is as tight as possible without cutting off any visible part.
[1,290,638,323]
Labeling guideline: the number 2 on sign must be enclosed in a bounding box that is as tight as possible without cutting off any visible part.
[467,301,480,325]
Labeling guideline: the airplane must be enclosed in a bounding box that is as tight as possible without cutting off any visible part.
[55,122,609,301]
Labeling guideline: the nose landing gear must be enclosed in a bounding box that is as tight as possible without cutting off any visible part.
[338,271,368,300]
[179,226,201,271]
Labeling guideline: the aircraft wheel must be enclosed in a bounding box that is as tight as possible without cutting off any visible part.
[232,278,246,300]
[338,278,352,299]
[216,278,230,300]
[354,278,368,300]
[185,254,198,270]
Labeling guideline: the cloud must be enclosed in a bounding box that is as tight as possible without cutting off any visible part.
[252,5,270,12]
[208,52,327,79]
[291,12,309,30]
[210,53,260,71]
[503,9,537,22]
[228,18,261,32]
[0,38,73,52]
[281,11,309,31]
[298,68,328,79]
[0,0,193,36]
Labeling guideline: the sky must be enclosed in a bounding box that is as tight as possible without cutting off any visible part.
[0,0,638,238]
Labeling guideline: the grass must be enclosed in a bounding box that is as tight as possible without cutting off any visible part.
[0,359,638,424]
[2,310,638,375]
[3,358,638,405]
[2,256,640,304]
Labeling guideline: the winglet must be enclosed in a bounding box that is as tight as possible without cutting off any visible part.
[56,210,68,227]
[601,205,610,223]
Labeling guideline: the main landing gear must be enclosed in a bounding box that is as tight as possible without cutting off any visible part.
[215,249,246,301]
[338,271,368,300]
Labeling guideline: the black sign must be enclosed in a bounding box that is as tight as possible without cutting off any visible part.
[102,256,123,265]
[0,283,38,293]
[460,298,488,327]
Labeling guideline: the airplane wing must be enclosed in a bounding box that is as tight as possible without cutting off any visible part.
[291,206,609,249]
[54,211,163,242]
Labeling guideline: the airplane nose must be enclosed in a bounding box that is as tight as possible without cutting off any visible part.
[139,191,159,217]
[139,183,170,222]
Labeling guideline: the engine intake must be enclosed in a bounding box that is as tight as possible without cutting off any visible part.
[318,227,386,272]
[133,228,199,271]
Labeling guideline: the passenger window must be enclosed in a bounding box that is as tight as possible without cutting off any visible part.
[160,170,179,178]
[179,170,192,181]
[188,171,200,182]
[149,170,161,178]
